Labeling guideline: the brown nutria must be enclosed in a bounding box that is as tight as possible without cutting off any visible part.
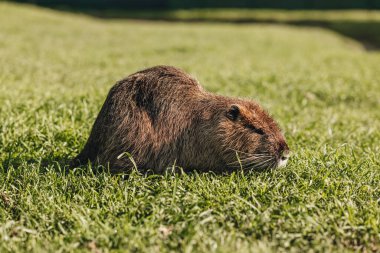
[72,65,289,173]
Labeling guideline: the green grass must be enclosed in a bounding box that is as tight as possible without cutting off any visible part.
[68,8,380,49]
[1,2,380,252]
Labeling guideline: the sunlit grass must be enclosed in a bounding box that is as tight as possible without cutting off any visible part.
[0,2,380,252]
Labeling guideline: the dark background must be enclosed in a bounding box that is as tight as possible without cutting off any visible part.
[8,0,380,9]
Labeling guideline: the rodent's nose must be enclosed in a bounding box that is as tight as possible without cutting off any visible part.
[278,150,290,168]
[280,150,290,161]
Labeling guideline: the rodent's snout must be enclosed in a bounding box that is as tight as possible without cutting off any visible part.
[278,149,290,168]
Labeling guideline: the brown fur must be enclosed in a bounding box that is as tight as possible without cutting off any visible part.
[72,66,289,173]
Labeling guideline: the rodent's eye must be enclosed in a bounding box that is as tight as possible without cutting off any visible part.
[226,105,240,121]
[246,125,265,135]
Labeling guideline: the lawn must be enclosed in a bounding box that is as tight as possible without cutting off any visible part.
[0,2,380,252]
[64,8,380,49]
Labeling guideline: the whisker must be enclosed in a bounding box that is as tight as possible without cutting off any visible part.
[228,148,253,156]
[226,147,277,170]
[231,156,273,170]
[262,159,276,170]
[251,158,274,168]
[270,160,278,169]
[228,148,271,157]
[227,152,272,164]
[227,155,272,166]
[246,157,276,170]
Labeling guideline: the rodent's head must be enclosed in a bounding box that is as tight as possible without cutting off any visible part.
[216,100,290,170]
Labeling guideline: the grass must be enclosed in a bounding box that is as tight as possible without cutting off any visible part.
[55,8,380,49]
[82,8,380,22]
[1,2,380,252]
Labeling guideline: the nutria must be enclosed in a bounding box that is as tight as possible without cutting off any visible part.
[72,65,289,173]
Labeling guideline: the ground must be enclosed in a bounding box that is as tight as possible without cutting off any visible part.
[0,3,380,252]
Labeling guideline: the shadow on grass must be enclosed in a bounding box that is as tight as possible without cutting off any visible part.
[98,14,380,51]
[0,154,263,177]
[0,149,74,174]
[13,3,380,51]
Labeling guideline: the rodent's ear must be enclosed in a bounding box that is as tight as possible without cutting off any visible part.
[226,104,240,121]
